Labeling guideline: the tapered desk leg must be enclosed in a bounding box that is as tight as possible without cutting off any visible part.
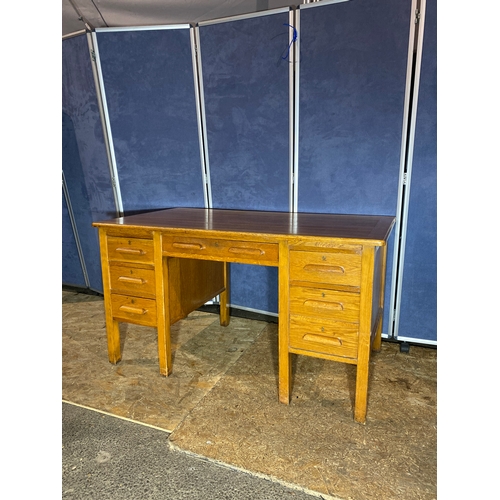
[372,315,383,353]
[155,233,172,376]
[106,319,121,364]
[354,351,370,424]
[372,244,387,353]
[220,262,230,327]
[98,228,122,364]
[278,241,291,404]
[354,245,376,424]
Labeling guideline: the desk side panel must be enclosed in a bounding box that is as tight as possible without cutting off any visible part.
[168,258,225,323]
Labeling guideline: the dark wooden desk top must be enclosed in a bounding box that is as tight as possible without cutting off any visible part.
[94,208,395,245]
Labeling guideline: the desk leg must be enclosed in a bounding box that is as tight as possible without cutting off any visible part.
[155,233,172,376]
[372,244,387,353]
[219,262,230,326]
[98,228,122,365]
[354,358,370,424]
[278,241,291,404]
[105,319,121,364]
[372,312,383,353]
[354,246,376,424]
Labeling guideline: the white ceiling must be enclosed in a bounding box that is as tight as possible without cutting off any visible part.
[62,0,308,37]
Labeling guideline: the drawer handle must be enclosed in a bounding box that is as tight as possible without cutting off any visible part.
[303,334,343,346]
[118,276,145,285]
[173,242,205,250]
[119,305,147,315]
[303,264,345,274]
[303,300,344,311]
[228,247,264,256]
[115,247,146,255]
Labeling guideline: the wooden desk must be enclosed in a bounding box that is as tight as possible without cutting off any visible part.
[93,208,395,423]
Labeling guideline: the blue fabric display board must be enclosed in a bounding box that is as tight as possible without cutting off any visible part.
[397,0,437,342]
[62,191,86,287]
[199,11,290,314]
[95,28,205,213]
[298,0,412,335]
[62,34,115,292]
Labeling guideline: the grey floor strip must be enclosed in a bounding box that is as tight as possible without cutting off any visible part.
[62,402,327,500]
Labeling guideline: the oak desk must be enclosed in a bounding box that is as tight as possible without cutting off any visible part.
[93,208,395,423]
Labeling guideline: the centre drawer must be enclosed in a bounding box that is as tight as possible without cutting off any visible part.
[107,237,154,264]
[111,294,157,327]
[290,286,360,322]
[162,235,278,265]
[289,249,361,287]
[289,315,359,359]
[109,265,156,298]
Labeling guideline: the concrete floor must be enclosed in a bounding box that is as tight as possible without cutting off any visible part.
[62,401,328,499]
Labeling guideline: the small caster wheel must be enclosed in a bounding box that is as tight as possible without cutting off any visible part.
[400,342,410,354]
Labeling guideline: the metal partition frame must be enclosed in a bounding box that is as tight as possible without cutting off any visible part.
[87,31,121,217]
[91,29,125,215]
[62,171,89,288]
[392,0,437,345]
[191,26,212,208]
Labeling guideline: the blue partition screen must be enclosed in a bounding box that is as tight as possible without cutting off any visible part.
[96,28,205,213]
[199,12,290,211]
[62,192,86,287]
[297,0,410,215]
[199,12,290,314]
[62,33,114,291]
[397,0,437,342]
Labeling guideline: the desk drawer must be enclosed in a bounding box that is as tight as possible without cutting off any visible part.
[111,294,157,327]
[289,250,361,287]
[107,237,154,264]
[163,235,278,265]
[109,265,156,298]
[289,315,359,359]
[290,286,360,322]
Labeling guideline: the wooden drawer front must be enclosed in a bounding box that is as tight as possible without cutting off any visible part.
[111,294,157,327]
[109,266,156,298]
[290,315,359,359]
[107,237,154,264]
[289,250,361,286]
[163,235,278,265]
[290,286,360,323]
